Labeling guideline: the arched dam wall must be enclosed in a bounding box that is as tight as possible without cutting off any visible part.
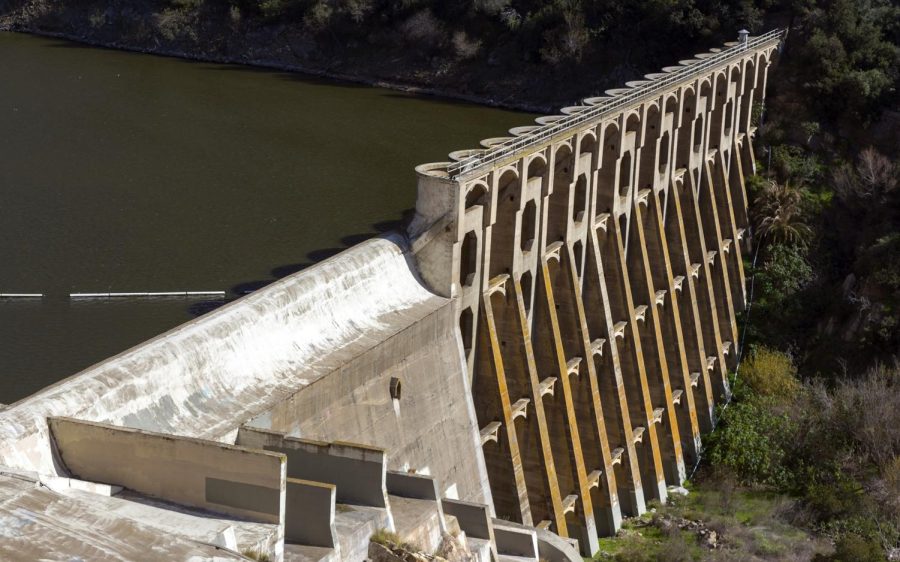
[0,31,780,561]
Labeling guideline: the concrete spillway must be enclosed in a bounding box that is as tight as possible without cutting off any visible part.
[0,234,449,473]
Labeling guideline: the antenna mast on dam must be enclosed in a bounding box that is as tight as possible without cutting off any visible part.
[0,30,782,561]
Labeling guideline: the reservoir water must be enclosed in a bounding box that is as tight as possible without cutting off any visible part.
[0,32,528,403]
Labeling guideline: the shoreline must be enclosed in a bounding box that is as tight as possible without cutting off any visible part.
[0,26,553,114]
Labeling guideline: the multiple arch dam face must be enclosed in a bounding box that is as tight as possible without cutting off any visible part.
[409,31,780,554]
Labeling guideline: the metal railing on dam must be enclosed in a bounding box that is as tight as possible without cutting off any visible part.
[447,28,784,180]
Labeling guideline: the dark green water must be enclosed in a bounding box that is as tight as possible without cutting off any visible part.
[0,32,528,403]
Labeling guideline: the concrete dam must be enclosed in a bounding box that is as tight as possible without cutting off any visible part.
[0,30,781,561]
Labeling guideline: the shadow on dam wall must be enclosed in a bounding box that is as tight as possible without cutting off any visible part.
[189,208,417,318]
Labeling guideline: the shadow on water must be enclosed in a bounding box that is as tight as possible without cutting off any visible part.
[195,208,415,318]
[270,263,312,278]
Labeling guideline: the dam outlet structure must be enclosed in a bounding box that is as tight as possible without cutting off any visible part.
[0,30,781,561]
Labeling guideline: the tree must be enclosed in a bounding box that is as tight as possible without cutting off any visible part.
[753,180,813,247]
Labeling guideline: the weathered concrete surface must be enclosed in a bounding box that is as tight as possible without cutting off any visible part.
[492,519,539,558]
[335,503,393,561]
[49,417,287,525]
[54,486,280,555]
[0,231,495,561]
[389,495,445,553]
[0,472,249,561]
[246,299,492,507]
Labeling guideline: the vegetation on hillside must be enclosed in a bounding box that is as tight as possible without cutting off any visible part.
[698,3,899,558]
[0,0,893,111]
[699,3,899,551]
[593,483,832,560]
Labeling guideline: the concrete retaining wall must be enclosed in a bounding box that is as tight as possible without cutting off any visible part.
[48,417,286,525]
[246,302,493,509]
[386,470,439,501]
[492,519,539,558]
[442,498,494,542]
[237,427,388,508]
[285,478,337,548]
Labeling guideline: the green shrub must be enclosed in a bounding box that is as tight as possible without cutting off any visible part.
[370,528,402,547]
[613,534,653,562]
[771,145,824,186]
[655,530,693,562]
[706,397,793,487]
[240,549,271,562]
[813,533,887,562]
[738,347,800,401]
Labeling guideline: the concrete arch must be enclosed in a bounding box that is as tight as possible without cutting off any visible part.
[488,168,521,278]
[714,70,729,104]
[596,122,622,214]
[527,155,548,178]
[579,132,598,165]
[465,180,491,209]
[644,98,662,114]
[743,57,757,94]
[623,109,642,126]
[644,104,662,139]
[554,138,575,154]
[495,163,519,180]
[459,230,480,288]
[625,112,642,152]
[579,129,598,145]
[578,134,598,180]
[662,92,679,112]
[617,151,633,197]
[697,75,712,91]
[728,62,742,85]
[546,144,575,243]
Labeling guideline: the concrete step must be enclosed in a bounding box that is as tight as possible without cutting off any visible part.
[388,494,444,554]
[334,504,392,562]
[442,497,497,561]
[465,537,494,562]
[282,544,338,562]
[492,519,538,559]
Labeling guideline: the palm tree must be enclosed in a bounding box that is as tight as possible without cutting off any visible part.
[753,180,812,246]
